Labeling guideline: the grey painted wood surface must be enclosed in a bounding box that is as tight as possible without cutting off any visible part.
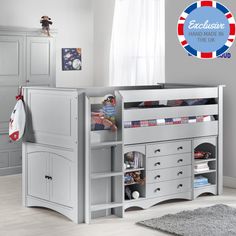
[0,27,56,176]
[22,84,223,223]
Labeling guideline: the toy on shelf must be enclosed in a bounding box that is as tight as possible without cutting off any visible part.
[91,94,117,131]
[124,171,145,185]
[125,186,140,200]
[40,16,53,36]
[132,191,140,199]
[194,151,212,159]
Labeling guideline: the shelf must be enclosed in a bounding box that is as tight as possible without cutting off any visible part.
[124,197,146,202]
[91,172,123,179]
[194,169,216,175]
[194,184,216,189]
[91,141,123,149]
[124,182,143,186]
[91,202,123,211]
[124,168,145,173]
[194,183,212,188]
[194,158,216,164]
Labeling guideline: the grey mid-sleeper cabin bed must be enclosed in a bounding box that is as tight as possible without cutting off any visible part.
[22,83,224,224]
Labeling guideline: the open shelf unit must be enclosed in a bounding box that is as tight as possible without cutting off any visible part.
[193,137,218,198]
[123,145,146,202]
[85,91,124,223]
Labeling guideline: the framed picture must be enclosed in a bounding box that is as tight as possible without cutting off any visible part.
[62,48,82,71]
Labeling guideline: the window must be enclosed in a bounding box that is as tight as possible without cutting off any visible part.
[109,0,165,86]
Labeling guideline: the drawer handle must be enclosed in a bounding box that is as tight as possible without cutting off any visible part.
[177,146,183,151]
[8,140,13,143]
[155,175,161,179]
[154,149,161,153]
[177,159,183,163]
[45,175,53,180]
[155,188,161,192]
[177,184,183,189]
[177,171,183,176]
[155,162,161,166]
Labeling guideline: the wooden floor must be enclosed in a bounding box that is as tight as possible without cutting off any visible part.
[1,174,236,236]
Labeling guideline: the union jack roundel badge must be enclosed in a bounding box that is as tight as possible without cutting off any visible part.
[177,1,236,59]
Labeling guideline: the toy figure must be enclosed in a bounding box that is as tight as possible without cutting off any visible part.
[102,94,116,123]
[91,94,117,132]
[40,16,53,36]
[194,151,211,159]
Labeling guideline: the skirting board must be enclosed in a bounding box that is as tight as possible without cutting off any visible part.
[223,176,236,189]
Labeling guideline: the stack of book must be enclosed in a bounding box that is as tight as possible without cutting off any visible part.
[194,175,209,188]
[194,162,210,173]
[124,152,143,170]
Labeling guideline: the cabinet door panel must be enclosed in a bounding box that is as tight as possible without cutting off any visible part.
[50,154,72,207]
[27,37,54,86]
[9,150,22,167]
[0,36,23,85]
[0,86,18,132]
[27,152,49,200]
[0,151,9,168]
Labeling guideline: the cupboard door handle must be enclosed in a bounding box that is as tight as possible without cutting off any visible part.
[26,80,30,83]
[177,184,183,189]
[155,188,160,192]
[155,162,161,166]
[177,171,183,176]
[155,175,161,179]
[177,146,183,151]
[45,175,49,179]
[48,176,53,180]
[154,149,161,153]
[177,159,183,163]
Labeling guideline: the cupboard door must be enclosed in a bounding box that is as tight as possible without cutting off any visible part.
[0,86,18,132]
[27,152,49,200]
[26,37,55,86]
[0,36,23,86]
[50,154,72,207]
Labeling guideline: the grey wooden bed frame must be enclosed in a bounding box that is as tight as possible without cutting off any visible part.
[22,83,224,223]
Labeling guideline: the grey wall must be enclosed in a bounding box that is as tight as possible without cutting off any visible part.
[165,0,236,180]
[0,0,94,87]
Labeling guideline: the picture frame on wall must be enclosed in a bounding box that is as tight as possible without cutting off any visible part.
[62,48,82,71]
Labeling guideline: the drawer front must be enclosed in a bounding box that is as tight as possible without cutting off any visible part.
[147,153,191,170]
[146,178,192,198]
[0,134,21,149]
[146,140,191,157]
[0,151,9,168]
[9,150,22,167]
[146,165,192,183]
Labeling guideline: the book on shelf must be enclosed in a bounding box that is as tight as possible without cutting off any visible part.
[124,151,143,170]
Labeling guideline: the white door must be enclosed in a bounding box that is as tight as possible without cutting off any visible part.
[26,37,55,86]
[50,153,72,207]
[0,36,24,86]
[27,152,49,200]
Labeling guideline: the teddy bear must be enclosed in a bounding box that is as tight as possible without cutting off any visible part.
[40,16,53,36]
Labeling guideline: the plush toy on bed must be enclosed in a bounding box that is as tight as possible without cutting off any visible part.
[91,94,117,131]
[40,16,53,36]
